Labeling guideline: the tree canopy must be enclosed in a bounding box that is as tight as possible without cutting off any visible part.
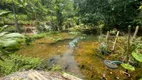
[78,0,141,30]
[0,0,142,31]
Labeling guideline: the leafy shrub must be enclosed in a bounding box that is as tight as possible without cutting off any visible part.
[7,14,28,21]
[24,33,47,45]
[32,33,46,39]
[17,14,28,20]
[2,26,16,32]
[0,32,25,63]
[0,54,41,75]
[121,38,142,70]
[99,42,109,55]
[0,32,24,52]
[0,32,24,46]
[0,32,42,75]
[0,10,11,17]
[25,36,33,45]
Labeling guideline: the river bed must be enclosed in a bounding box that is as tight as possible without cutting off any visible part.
[16,33,142,80]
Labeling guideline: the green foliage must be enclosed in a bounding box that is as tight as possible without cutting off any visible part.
[99,42,109,55]
[0,32,24,50]
[0,54,41,75]
[0,32,24,47]
[50,65,62,71]
[132,51,142,62]
[80,36,86,40]
[121,63,135,71]
[0,10,11,24]
[136,43,142,49]
[0,0,141,31]
[16,14,28,20]
[118,36,142,71]
[78,0,141,30]
[52,37,62,42]
[109,29,117,35]
[24,33,47,45]
[0,10,11,16]
[47,31,59,34]
[2,26,16,32]
[0,30,42,76]
[69,32,81,35]
[31,33,46,39]
[129,37,142,66]
[24,36,33,45]
[0,32,24,62]
[47,0,75,30]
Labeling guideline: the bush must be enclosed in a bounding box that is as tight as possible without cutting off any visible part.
[98,42,109,55]
[7,14,28,21]
[0,54,41,75]
[31,33,47,39]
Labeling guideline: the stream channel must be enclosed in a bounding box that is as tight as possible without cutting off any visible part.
[16,34,142,80]
[46,37,84,77]
[17,36,84,78]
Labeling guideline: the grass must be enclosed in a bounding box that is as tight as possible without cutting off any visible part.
[73,35,142,80]
[74,39,108,79]
[0,54,41,76]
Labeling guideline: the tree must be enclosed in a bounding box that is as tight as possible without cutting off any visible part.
[46,0,75,31]
[0,0,22,32]
[78,0,141,30]
[107,0,140,30]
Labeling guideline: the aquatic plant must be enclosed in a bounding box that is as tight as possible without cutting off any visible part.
[50,65,62,71]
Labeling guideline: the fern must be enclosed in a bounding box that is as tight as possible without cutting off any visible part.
[0,54,41,75]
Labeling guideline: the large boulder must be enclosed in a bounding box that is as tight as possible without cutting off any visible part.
[2,70,82,80]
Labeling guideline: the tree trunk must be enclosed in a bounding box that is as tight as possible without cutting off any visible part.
[131,26,139,42]
[112,31,119,51]
[126,26,131,63]
[12,2,20,32]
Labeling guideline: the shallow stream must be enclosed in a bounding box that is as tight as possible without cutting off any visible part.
[16,33,142,80]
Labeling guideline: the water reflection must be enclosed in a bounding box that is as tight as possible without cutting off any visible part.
[47,37,84,77]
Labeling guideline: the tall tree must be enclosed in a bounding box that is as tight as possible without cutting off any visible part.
[46,0,74,30]
[78,0,141,30]
[1,0,21,32]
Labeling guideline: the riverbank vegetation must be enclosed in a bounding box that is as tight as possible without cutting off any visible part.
[0,0,142,80]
